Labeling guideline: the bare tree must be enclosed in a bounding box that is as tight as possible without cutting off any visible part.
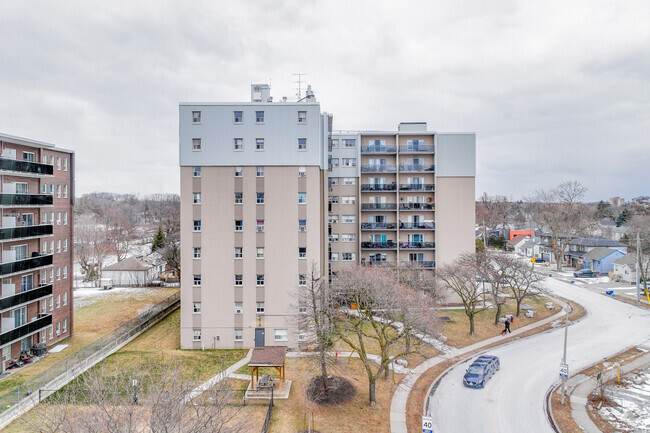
[624,214,650,293]
[528,181,596,271]
[479,193,514,237]
[437,252,488,335]
[74,215,112,284]
[474,252,513,326]
[505,259,547,316]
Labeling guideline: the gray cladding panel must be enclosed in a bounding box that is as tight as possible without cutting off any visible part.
[435,134,476,177]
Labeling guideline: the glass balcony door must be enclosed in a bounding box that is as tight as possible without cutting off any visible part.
[11,306,27,328]
[21,213,34,227]
[21,274,33,292]
[408,253,424,262]
[408,234,423,243]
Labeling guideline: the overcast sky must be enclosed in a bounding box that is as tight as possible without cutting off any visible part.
[1,0,648,201]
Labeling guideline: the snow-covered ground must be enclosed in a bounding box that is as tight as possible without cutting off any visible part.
[599,367,650,432]
[73,286,165,310]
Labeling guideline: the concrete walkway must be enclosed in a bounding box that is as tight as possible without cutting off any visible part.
[389,302,569,433]
[567,343,650,433]
[183,348,253,403]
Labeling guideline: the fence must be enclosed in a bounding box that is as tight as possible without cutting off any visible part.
[260,391,274,433]
[0,291,180,429]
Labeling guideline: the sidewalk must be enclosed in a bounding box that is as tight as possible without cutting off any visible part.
[389,301,569,433]
[183,348,253,403]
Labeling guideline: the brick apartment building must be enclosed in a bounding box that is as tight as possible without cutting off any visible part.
[0,133,74,371]
[179,85,475,350]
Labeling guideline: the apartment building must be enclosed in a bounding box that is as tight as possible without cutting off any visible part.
[0,134,75,371]
[180,85,475,350]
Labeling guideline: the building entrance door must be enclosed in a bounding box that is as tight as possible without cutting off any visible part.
[255,328,265,347]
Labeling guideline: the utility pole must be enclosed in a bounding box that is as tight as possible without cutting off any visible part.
[637,233,641,303]
[560,305,569,404]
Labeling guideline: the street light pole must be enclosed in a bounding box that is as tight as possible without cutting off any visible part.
[637,233,641,303]
[560,305,569,404]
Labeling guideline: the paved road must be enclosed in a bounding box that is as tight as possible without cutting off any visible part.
[428,276,650,433]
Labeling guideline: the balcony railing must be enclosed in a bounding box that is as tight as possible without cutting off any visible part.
[399,203,435,210]
[361,222,397,230]
[360,184,397,192]
[0,194,53,207]
[0,254,53,277]
[398,145,435,153]
[399,164,435,172]
[361,260,396,267]
[0,284,52,312]
[360,145,397,153]
[399,183,435,191]
[399,242,436,249]
[360,164,397,173]
[0,158,54,176]
[361,203,397,211]
[400,222,435,230]
[361,241,397,249]
[0,224,53,241]
[0,314,52,347]
[409,260,436,268]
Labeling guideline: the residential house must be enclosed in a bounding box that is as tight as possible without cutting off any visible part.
[564,237,627,269]
[507,235,528,255]
[102,257,157,287]
[612,254,647,284]
[580,247,626,275]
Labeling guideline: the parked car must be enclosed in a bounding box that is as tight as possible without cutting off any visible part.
[573,269,600,278]
[463,355,500,388]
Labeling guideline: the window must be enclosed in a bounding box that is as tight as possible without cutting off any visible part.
[234,275,243,286]
[42,184,46,194]
[298,111,307,123]
[235,303,243,314]
[298,138,307,150]
[235,166,243,177]
[234,192,243,204]
[193,193,201,204]
[235,247,243,259]
[234,329,243,341]
[331,139,339,148]
[56,240,61,253]
[193,220,201,231]
[330,252,339,261]
[56,294,61,307]
[299,329,307,341]
[256,247,264,259]
[342,196,356,204]
[63,318,67,333]
[342,215,356,223]
[256,302,265,313]
[234,111,243,123]
[256,111,264,123]
[193,302,201,313]
[42,241,47,254]
[23,152,35,162]
[49,269,54,282]
[298,166,306,177]
[256,138,264,151]
[298,302,307,313]
[298,193,306,204]
[63,239,68,252]
[256,220,264,232]
[256,166,264,177]
[329,158,339,167]
[50,211,54,222]
[49,241,54,254]
[329,233,339,242]
[329,177,339,186]
[192,138,202,151]
[64,212,68,225]
[343,139,356,148]
[193,247,202,258]
[21,275,32,292]
[192,111,201,123]
[42,213,48,224]
[342,234,356,242]
[193,275,201,286]
[256,193,264,204]
[342,158,356,167]
[49,185,53,195]
[63,266,68,279]
[342,177,356,185]
[298,220,306,232]
[57,212,61,225]
[56,322,61,336]
[56,185,61,198]
[193,329,202,341]
[49,324,53,339]
[298,274,307,285]
[56,157,61,170]
[50,156,54,166]
[42,154,47,164]
[329,196,339,204]
[49,296,53,310]
[193,166,201,177]
[342,253,356,261]
[63,158,68,171]
[274,329,288,342]
[234,220,243,231]
[234,138,243,151]
[63,292,67,305]
[12,244,27,260]
[328,215,339,224]
[299,247,307,258]
[256,274,264,286]
[56,268,61,281]
[15,182,28,194]
[63,185,68,198]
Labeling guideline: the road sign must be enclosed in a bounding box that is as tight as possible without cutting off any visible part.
[422,416,433,433]
[531,258,536,263]
[559,363,569,378]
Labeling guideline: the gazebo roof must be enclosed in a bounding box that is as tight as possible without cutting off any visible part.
[249,346,287,367]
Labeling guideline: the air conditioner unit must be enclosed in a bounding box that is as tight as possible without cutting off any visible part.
[299,226,306,232]
[256,226,264,232]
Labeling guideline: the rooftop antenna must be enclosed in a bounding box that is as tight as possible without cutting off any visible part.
[293,73,307,99]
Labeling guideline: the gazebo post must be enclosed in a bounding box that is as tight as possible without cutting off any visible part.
[251,368,254,390]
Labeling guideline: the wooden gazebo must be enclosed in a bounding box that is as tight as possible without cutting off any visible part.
[249,346,287,391]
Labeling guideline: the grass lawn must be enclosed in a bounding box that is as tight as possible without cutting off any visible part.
[441,296,557,347]
[0,287,179,397]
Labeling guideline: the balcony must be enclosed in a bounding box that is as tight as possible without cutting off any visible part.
[360,184,397,192]
[0,314,52,347]
[399,183,435,191]
[360,164,397,173]
[361,241,397,250]
[0,194,53,207]
[361,260,396,267]
[0,284,52,312]
[0,224,53,242]
[399,203,435,211]
[400,222,435,230]
[360,145,396,154]
[399,164,435,172]
[399,242,436,249]
[399,145,435,153]
[361,203,397,211]
[0,158,54,177]
[0,254,53,277]
[409,260,436,268]
[361,222,397,230]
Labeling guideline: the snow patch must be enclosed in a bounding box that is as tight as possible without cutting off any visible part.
[598,367,650,432]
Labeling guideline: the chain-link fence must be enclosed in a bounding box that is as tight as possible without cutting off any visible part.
[0,291,180,421]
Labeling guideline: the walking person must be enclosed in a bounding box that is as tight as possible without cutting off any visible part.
[501,318,511,335]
